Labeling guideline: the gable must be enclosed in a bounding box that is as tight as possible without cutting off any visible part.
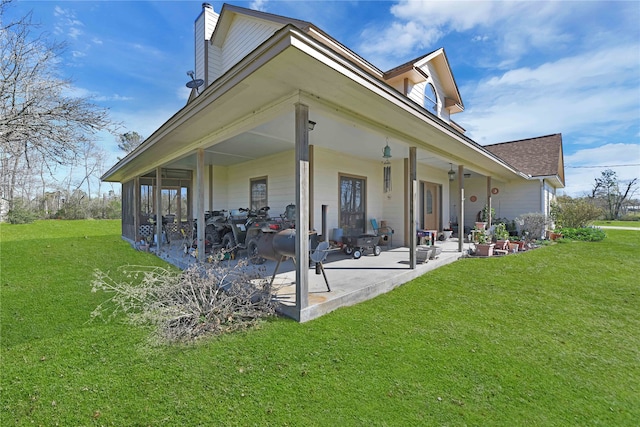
[218,15,282,76]
[383,48,464,126]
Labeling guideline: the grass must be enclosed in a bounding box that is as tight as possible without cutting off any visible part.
[1,220,639,425]
[593,220,640,228]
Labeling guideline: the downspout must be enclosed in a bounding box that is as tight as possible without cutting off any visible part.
[540,178,545,219]
[486,176,492,229]
[458,164,464,253]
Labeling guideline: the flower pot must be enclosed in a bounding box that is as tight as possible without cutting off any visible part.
[508,242,520,253]
[441,230,453,240]
[475,222,487,231]
[475,243,495,257]
[495,239,509,250]
[517,240,526,250]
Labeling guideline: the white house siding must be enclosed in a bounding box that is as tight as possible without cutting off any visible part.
[220,16,281,77]
[195,17,205,83]
[456,178,544,232]
[208,45,222,84]
[225,150,295,214]
[405,66,450,123]
[194,6,218,84]
[312,147,390,239]
[209,165,229,210]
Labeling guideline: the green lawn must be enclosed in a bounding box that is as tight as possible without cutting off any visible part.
[593,220,640,228]
[1,220,638,425]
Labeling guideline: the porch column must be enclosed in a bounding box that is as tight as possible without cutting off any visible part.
[134,176,140,239]
[409,147,417,269]
[309,144,315,232]
[155,167,163,249]
[458,165,465,253]
[196,148,206,262]
[295,102,310,318]
[486,176,492,229]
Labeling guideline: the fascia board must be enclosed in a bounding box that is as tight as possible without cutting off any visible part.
[102,26,299,182]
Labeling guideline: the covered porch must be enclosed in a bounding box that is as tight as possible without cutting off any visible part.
[104,26,522,321]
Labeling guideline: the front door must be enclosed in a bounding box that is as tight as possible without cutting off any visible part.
[339,174,366,234]
[420,181,440,230]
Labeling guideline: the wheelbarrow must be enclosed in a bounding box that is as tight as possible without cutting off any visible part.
[341,234,381,259]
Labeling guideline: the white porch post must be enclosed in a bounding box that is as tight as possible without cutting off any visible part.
[409,147,417,269]
[486,175,492,229]
[196,148,205,262]
[134,176,140,239]
[458,165,465,253]
[155,167,163,249]
[295,102,310,318]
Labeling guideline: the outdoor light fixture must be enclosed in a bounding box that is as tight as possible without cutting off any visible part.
[383,139,392,193]
[308,120,316,131]
[448,163,456,181]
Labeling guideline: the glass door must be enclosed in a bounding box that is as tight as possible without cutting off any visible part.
[339,174,366,234]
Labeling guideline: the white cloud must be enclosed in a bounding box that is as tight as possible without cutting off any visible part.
[250,0,268,12]
[459,44,640,144]
[53,6,84,39]
[357,0,572,69]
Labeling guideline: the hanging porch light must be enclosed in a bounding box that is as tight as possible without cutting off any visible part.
[448,163,456,181]
[383,138,392,193]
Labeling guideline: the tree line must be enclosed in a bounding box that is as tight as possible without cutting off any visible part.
[1,1,145,223]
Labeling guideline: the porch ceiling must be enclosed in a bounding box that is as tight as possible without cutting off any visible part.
[103,26,519,182]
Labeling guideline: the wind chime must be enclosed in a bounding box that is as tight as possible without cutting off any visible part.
[382,138,392,193]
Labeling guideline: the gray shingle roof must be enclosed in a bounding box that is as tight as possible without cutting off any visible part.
[485,134,564,185]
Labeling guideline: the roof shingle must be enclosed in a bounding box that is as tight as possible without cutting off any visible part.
[484,134,564,185]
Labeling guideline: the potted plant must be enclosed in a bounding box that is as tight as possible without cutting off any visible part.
[440,224,453,241]
[474,229,495,256]
[481,204,495,223]
[549,230,563,241]
[493,222,510,250]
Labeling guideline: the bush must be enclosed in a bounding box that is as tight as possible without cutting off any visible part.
[91,261,277,343]
[551,195,603,228]
[516,212,549,241]
[558,227,606,242]
[6,199,39,224]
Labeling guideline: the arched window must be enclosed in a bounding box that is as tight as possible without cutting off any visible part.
[424,83,438,113]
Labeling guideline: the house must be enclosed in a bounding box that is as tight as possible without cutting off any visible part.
[101,3,565,321]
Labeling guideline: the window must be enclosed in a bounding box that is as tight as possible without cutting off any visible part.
[250,177,268,210]
[424,83,438,112]
[339,174,366,234]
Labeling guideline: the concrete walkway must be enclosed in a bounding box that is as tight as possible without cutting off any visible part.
[272,240,468,321]
[597,226,640,230]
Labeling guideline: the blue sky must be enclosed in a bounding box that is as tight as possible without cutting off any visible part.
[6,0,640,196]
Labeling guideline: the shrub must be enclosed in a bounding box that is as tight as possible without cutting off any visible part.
[516,212,549,241]
[551,195,603,228]
[91,261,277,343]
[619,213,640,222]
[6,199,39,224]
[558,227,606,242]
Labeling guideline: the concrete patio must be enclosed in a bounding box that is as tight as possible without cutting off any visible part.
[150,237,470,322]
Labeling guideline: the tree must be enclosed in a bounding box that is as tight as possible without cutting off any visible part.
[117,131,144,157]
[0,1,113,213]
[551,195,603,228]
[590,169,638,220]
